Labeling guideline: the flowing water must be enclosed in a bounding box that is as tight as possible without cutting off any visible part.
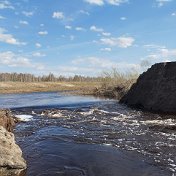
[0,92,175,176]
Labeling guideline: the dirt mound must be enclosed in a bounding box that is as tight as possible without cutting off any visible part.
[120,62,176,113]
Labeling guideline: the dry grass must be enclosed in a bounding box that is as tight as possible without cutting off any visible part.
[0,69,138,99]
[0,81,101,94]
[94,68,139,99]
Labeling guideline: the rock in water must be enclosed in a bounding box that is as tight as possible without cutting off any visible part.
[0,110,26,175]
[120,62,176,113]
[0,110,15,132]
[0,126,26,168]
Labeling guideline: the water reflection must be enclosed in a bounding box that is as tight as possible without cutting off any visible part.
[0,92,104,109]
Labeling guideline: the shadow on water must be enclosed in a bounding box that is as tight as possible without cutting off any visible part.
[0,92,175,176]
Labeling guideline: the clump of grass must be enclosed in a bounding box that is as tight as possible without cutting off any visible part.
[94,68,139,99]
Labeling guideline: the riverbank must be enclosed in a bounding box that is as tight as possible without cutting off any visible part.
[0,79,136,100]
[0,81,101,94]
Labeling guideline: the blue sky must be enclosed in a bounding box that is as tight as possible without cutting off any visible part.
[0,0,176,76]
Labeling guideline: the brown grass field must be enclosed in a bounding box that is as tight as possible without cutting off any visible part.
[0,82,101,95]
[0,69,138,99]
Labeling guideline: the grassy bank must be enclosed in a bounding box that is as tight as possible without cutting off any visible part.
[0,69,138,99]
[93,69,139,99]
[0,82,101,94]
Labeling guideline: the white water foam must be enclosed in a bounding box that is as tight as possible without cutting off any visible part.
[15,114,33,122]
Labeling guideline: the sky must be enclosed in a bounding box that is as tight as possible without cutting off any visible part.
[0,0,176,76]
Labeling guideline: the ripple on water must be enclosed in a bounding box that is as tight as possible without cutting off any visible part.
[12,96,176,175]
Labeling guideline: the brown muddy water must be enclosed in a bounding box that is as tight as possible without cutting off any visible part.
[0,92,175,176]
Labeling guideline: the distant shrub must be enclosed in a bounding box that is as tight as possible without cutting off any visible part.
[94,68,139,99]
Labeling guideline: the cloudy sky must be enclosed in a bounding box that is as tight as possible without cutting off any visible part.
[0,0,176,76]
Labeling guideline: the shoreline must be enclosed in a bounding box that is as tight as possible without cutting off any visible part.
[0,81,100,95]
[0,81,128,102]
[1,82,175,116]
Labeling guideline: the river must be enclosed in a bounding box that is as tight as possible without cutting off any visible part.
[0,92,175,176]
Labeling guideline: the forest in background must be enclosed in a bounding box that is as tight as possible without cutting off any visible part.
[0,69,139,98]
[0,73,102,82]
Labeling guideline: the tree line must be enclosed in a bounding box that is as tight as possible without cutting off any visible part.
[0,73,101,82]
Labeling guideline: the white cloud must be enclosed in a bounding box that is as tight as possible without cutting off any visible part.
[0,15,6,19]
[38,31,48,35]
[106,0,128,6]
[90,26,111,37]
[84,0,128,6]
[52,11,64,19]
[75,27,86,31]
[100,36,135,48]
[116,37,135,48]
[146,54,158,60]
[56,66,96,76]
[22,11,34,17]
[100,47,112,52]
[0,51,45,70]
[35,43,42,48]
[141,47,176,68]
[100,38,115,46]
[144,47,176,61]
[14,25,19,29]
[0,52,30,67]
[171,12,176,16]
[65,25,72,30]
[90,25,104,32]
[33,52,46,57]
[0,28,26,45]
[159,48,176,57]
[102,32,111,36]
[71,56,140,75]
[72,57,116,68]
[143,44,166,49]
[0,0,14,9]
[70,35,75,41]
[156,0,173,7]
[79,10,90,16]
[19,20,28,25]
[47,55,140,76]
[84,0,104,6]
[120,17,127,20]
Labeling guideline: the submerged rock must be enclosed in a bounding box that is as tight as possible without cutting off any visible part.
[0,110,26,174]
[120,62,176,114]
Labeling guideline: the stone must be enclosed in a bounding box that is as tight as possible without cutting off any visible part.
[0,110,15,132]
[0,110,26,174]
[0,126,26,169]
[120,62,176,113]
